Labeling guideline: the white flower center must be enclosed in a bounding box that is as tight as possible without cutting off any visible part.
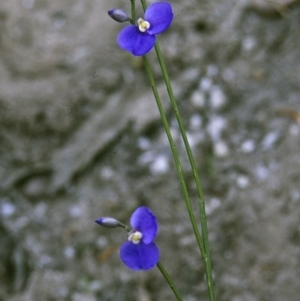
[137,18,150,33]
[128,231,143,244]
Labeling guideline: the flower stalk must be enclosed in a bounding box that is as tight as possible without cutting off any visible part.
[152,41,215,301]
[139,1,215,300]
[130,0,136,24]
[156,261,183,301]
[142,55,205,257]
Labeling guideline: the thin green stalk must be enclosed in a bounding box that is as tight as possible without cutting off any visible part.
[153,42,215,301]
[156,262,183,301]
[142,55,205,259]
[140,1,215,300]
[130,0,136,23]
[138,3,209,246]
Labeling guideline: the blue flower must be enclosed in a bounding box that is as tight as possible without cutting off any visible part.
[117,2,173,56]
[120,206,159,270]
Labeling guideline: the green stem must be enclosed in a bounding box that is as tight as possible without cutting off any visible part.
[142,55,205,258]
[153,42,215,301]
[130,0,136,23]
[140,1,215,300]
[156,262,183,301]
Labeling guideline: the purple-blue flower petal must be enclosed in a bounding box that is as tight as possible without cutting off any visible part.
[120,241,159,270]
[117,25,156,56]
[145,2,173,35]
[130,206,158,244]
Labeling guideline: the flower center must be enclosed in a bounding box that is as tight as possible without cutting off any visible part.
[128,230,143,244]
[137,18,150,33]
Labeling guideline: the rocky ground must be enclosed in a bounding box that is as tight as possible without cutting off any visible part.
[0,0,300,300]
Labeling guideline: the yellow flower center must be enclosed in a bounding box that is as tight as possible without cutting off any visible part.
[137,18,150,33]
[128,231,143,244]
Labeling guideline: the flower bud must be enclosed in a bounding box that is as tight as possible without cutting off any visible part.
[95,217,120,228]
[108,8,129,23]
